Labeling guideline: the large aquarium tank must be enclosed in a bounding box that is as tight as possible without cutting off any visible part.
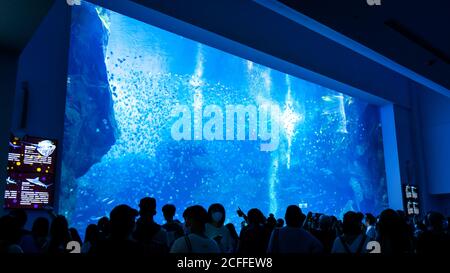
[60,1,388,233]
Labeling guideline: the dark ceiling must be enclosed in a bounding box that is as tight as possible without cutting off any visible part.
[277,0,450,89]
[0,0,54,53]
[1,0,448,90]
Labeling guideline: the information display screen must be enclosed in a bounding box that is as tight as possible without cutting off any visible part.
[4,135,57,209]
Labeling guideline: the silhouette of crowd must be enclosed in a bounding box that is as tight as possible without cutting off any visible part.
[1,197,449,254]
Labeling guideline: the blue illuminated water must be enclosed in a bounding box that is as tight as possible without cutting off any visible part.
[60,2,388,235]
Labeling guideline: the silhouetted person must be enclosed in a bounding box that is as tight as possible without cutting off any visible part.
[303,212,313,231]
[90,204,143,254]
[133,197,168,253]
[330,216,341,237]
[82,224,99,253]
[417,211,450,254]
[276,218,284,228]
[267,205,323,253]
[397,210,414,240]
[69,228,82,245]
[0,215,23,253]
[162,204,184,247]
[205,203,233,253]
[20,217,49,254]
[47,215,71,254]
[356,212,365,232]
[266,213,277,230]
[9,209,30,240]
[414,221,426,238]
[238,208,271,254]
[364,213,377,240]
[311,215,335,253]
[376,209,412,254]
[170,205,220,253]
[332,211,369,254]
[225,223,239,253]
[447,217,450,234]
[97,216,110,241]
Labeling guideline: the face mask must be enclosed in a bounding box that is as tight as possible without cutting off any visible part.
[212,212,223,223]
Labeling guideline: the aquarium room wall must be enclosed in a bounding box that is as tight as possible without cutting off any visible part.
[2,0,450,222]
[417,88,450,198]
[0,0,71,227]
[0,51,18,217]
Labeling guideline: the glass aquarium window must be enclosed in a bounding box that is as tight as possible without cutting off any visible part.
[60,1,388,233]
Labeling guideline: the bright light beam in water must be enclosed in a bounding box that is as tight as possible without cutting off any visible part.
[269,156,279,215]
[191,45,204,140]
[281,75,302,169]
[338,94,348,134]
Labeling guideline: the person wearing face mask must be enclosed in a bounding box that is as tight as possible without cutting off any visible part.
[205,203,234,253]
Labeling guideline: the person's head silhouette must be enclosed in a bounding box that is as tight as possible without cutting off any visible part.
[378,209,401,235]
[162,204,176,222]
[342,211,361,236]
[225,223,238,240]
[0,215,21,246]
[9,209,28,231]
[208,203,226,227]
[50,215,69,241]
[97,217,110,234]
[318,215,331,231]
[47,215,70,253]
[32,217,49,238]
[69,228,82,244]
[247,208,265,226]
[267,213,277,226]
[364,213,376,227]
[139,197,157,218]
[356,212,364,224]
[183,205,208,235]
[110,204,138,239]
[84,224,99,243]
[426,211,445,232]
[285,205,304,228]
[377,209,412,254]
[276,218,284,228]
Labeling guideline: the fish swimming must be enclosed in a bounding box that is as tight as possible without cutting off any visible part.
[320,168,333,176]
[90,216,104,221]
[26,177,53,189]
[284,186,302,192]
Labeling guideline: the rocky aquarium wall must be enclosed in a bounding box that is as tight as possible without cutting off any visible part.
[60,1,388,233]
